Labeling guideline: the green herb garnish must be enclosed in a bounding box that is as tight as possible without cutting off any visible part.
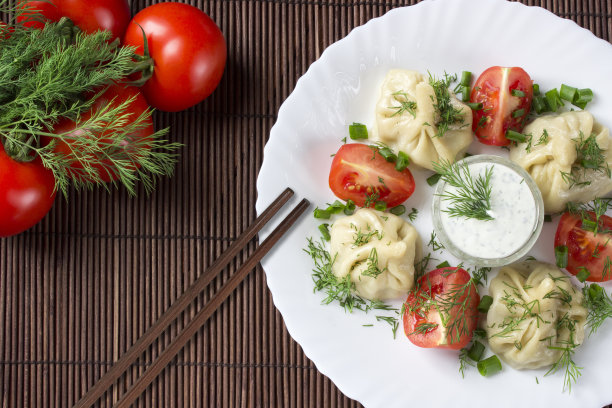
[433,159,494,221]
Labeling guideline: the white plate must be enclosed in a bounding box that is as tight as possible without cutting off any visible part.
[255,0,612,407]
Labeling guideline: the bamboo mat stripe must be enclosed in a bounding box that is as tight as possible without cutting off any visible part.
[0,0,611,407]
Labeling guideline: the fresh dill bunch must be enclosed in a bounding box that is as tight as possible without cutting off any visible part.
[433,159,494,221]
[582,283,612,336]
[429,73,465,138]
[0,16,178,196]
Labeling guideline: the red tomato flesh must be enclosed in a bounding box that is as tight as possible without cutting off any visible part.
[0,143,56,237]
[403,267,479,349]
[554,212,612,282]
[328,143,415,208]
[471,66,533,146]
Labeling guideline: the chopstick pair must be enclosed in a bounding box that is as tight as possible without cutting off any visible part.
[74,188,309,408]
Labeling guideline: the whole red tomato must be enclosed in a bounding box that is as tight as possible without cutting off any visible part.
[0,143,56,237]
[123,2,227,112]
[54,0,130,40]
[16,1,61,29]
[49,84,153,183]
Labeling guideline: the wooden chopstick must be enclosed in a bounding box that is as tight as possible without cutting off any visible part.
[114,197,310,408]
[74,187,297,408]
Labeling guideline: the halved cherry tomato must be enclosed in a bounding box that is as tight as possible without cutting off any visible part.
[554,211,612,282]
[470,66,533,146]
[328,143,415,208]
[403,267,479,349]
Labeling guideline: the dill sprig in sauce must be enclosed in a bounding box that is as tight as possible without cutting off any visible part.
[433,159,494,221]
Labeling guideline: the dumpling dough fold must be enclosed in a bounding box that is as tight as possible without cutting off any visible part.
[509,111,612,213]
[486,261,586,370]
[330,208,421,300]
[372,69,473,170]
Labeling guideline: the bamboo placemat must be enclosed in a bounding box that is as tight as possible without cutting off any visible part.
[0,0,611,407]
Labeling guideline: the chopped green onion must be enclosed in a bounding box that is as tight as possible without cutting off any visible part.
[318,224,331,241]
[464,152,473,158]
[328,200,345,213]
[506,130,527,143]
[460,71,472,87]
[544,214,552,222]
[576,267,590,283]
[468,341,485,362]
[532,83,540,95]
[395,151,410,171]
[473,328,487,338]
[378,147,397,163]
[460,85,470,102]
[582,218,598,232]
[555,245,569,268]
[545,88,563,111]
[343,199,356,215]
[532,96,549,114]
[436,261,450,268]
[511,109,525,118]
[559,84,577,102]
[313,208,331,219]
[374,201,387,211]
[427,173,442,186]
[390,205,405,216]
[478,355,502,377]
[478,295,493,313]
[466,102,483,110]
[573,88,593,109]
[349,122,368,140]
[511,89,525,98]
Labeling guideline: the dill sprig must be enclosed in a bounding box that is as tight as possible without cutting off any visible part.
[545,341,582,393]
[0,16,178,196]
[389,90,417,118]
[560,132,611,189]
[566,198,612,236]
[433,159,494,221]
[583,283,612,336]
[429,73,465,138]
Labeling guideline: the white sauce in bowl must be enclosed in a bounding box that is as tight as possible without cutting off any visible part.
[432,155,544,266]
[440,162,536,258]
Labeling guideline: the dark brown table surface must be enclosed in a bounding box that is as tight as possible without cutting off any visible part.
[1,0,611,407]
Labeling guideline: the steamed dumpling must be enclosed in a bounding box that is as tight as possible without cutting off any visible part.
[509,111,612,213]
[330,208,421,300]
[372,69,473,171]
[486,261,587,370]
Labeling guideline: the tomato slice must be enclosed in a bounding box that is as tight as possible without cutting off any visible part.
[471,66,533,146]
[554,212,612,282]
[328,143,415,208]
[402,267,479,349]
